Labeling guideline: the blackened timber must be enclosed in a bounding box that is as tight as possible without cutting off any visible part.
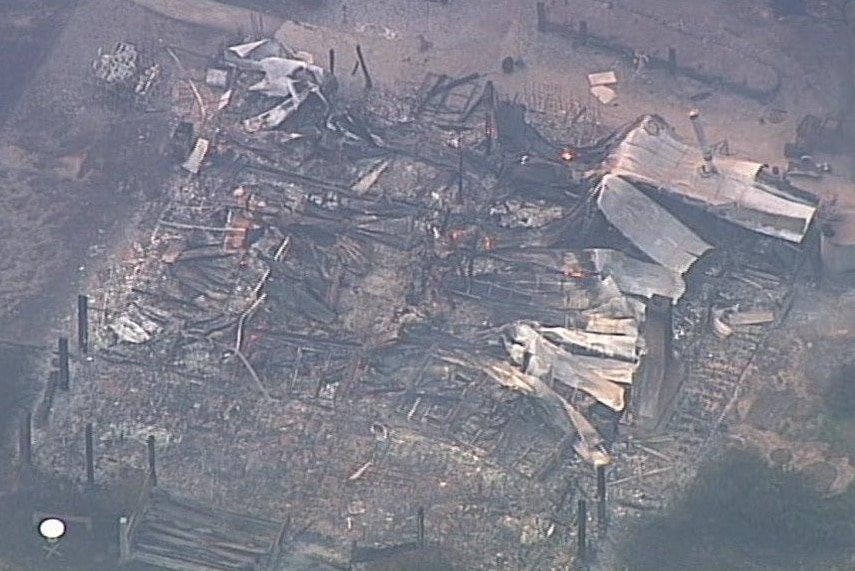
[435,72,481,97]
[457,143,465,204]
[329,48,335,75]
[536,2,547,32]
[597,465,607,533]
[148,435,157,487]
[484,81,495,155]
[416,73,449,114]
[417,506,425,547]
[577,499,587,561]
[18,412,31,466]
[78,294,89,354]
[355,45,373,90]
[85,422,95,485]
[255,329,361,350]
[58,337,70,391]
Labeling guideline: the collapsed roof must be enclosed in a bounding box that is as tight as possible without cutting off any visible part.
[605,115,817,243]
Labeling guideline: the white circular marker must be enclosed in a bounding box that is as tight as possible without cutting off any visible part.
[38,518,66,541]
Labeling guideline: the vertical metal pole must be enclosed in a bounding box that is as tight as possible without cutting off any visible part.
[668,47,677,75]
[417,506,425,547]
[329,48,335,75]
[58,337,70,391]
[147,435,157,487]
[78,294,89,354]
[579,21,588,46]
[118,516,131,562]
[18,412,32,466]
[596,465,607,534]
[85,422,95,486]
[577,499,587,562]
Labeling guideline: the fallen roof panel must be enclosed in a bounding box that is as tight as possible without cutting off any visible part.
[597,174,713,274]
[589,248,686,301]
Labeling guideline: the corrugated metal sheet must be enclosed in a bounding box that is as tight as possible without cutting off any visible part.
[597,174,713,273]
[590,248,686,301]
[609,116,816,242]
[181,137,209,175]
[506,323,627,411]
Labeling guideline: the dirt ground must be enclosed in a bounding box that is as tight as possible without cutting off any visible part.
[3,0,855,569]
[0,1,223,569]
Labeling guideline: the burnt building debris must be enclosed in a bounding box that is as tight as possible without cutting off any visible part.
[31,29,834,571]
[92,41,164,110]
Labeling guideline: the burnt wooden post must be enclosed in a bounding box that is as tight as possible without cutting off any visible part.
[355,45,373,90]
[118,516,131,562]
[457,143,464,204]
[484,81,495,156]
[77,294,89,354]
[85,422,95,485]
[536,2,547,32]
[596,465,607,533]
[577,499,587,562]
[417,506,425,547]
[668,47,677,75]
[329,48,335,75]
[579,20,588,45]
[18,412,32,466]
[58,337,70,391]
[147,435,157,487]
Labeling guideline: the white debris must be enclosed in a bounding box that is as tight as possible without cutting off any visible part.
[109,316,151,344]
[591,85,617,105]
[182,138,210,174]
[587,70,617,87]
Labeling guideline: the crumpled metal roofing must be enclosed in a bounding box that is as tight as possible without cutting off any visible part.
[597,174,713,274]
[590,248,686,301]
[608,115,816,243]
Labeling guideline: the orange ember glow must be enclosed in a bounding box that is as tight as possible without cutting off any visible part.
[563,267,589,278]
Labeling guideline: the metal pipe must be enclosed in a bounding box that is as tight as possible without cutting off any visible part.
[689,109,716,174]
[329,48,335,75]
[417,506,425,547]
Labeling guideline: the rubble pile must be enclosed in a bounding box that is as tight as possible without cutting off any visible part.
[35,35,812,570]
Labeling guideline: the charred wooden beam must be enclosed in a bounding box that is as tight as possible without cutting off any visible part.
[78,294,89,354]
[85,422,95,486]
[58,337,70,391]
